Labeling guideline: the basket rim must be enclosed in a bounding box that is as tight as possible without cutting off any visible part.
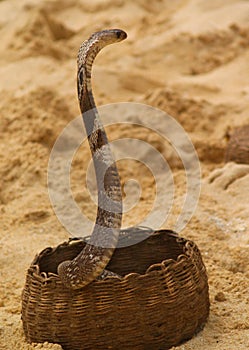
[28,229,201,287]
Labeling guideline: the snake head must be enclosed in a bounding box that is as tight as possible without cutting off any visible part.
[77,29,127,69]
[91,29,127,44]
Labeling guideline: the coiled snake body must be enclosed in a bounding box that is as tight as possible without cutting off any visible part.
[58,29,127,289]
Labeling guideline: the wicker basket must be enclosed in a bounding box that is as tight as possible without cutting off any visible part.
[21,228,209,350]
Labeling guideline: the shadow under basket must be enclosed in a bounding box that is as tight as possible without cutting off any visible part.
[21,229,209,350]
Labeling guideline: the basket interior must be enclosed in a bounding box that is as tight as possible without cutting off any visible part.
[37,229,186,277]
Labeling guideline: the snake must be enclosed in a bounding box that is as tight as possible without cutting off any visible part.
[57,29,127,289]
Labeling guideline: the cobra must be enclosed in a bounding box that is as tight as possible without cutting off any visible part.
[58,29,127,289]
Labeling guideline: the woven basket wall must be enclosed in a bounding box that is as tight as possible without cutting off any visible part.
[21,229,209,350]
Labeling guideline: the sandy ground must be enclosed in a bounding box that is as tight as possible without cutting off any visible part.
[0,0,249,349]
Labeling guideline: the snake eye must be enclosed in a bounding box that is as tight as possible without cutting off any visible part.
[116,31,122,39]
[115,29,127,40]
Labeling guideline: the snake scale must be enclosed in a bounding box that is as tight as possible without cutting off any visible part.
[58,29,127,289]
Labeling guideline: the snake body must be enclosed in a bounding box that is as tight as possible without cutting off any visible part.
[58,29,127,289]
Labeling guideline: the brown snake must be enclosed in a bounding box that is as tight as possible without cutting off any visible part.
[58,29,127,289]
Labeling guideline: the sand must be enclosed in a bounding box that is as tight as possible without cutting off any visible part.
[0,0,249,349]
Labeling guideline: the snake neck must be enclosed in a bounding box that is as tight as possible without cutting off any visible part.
[77,40,123,230]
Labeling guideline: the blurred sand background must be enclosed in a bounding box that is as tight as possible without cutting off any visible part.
[0,0,249,349]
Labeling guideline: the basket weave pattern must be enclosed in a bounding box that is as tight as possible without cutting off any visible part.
[22,230,209,350]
